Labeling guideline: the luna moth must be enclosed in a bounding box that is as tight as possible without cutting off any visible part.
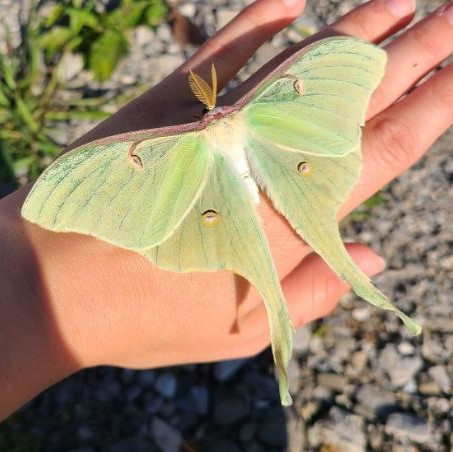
[21,37,422,406]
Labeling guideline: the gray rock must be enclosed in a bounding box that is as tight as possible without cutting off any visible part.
[419,380,441,395]
[190,385,209,415]
[308,406,366,452]
[239,422,256,443]
[125,384,142,402]
[397,341,416,356]
[108,438,156,452]
[299,400,320,422]
[286,409,306,452]
[239,422,257,443]
[287,358,301,394]
[317,373,348,391]
[95,379,121,402]
[121,368,137,383]
[352,305,372,322]
[385,413,431,443]
[428,365,451,393]
[216,9,239,29]
[46,126,70,147]
[57,52,84,82]
[213,390,250,426]
[155,22,172,42]
[139,369,156,386]
[77,426,93,441]
[243,372,280,401]
[213,358,247,381]
[257,406,287,448]
[426,317,453,333]
[292,325,311,354]
[179,2,197,18]
[134,25,155,48]
[378,344,423,388]
[347,350,368,377]
[154,372,177,398]
[403,378,418,394]
[199,438,242,452]
[68,448,95,452]
[151,417,182,452]
[355,384,398,419]
[145,396,164,415]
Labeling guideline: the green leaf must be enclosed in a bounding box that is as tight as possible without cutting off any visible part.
[118,1,149,28]
[36,137,60,158]
[26,35,43,85]
[145,0,168,26]
[88,30,129,81]
[15,96,40,133]
[44,4,66,27]
[46,109,110,121]
[13,155,36,174]
[351,192,386,220]
[0,141,17,186]
[0,54,17,90]
[67,7,100,34]
[0,85,9,107]
[38,26,74,58]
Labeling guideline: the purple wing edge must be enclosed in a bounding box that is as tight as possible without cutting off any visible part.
[230,36,360,109]
[62,37,361,157]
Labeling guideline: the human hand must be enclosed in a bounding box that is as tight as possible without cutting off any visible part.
[1,0,452,418]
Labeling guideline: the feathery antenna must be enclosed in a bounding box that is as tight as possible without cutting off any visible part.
[188,63,217,110]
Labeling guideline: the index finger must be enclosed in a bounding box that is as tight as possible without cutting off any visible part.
[226,0,415,103]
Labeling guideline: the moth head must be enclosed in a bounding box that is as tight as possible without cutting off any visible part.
[188,63,218,111]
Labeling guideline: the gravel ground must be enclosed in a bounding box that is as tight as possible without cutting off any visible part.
[1,1,452,451]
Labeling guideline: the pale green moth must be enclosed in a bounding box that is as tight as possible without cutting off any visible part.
[21,37,422,406]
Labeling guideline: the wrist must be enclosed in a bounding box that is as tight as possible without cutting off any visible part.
[0,188,81,420]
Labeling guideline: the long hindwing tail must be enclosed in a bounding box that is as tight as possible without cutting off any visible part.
[144,152,294,405]
[247,140,421,335]
[244,37,420,335]
[245,38,387,157]
[22,132,209,250]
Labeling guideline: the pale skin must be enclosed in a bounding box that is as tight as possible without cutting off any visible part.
[1,0,453,421]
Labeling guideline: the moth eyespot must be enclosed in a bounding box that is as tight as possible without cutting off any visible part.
[297,161,312,176]
[130,154,143,169]
[201,210,221,227]
[293,79,304,95]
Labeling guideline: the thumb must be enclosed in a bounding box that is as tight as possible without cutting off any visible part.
[283,243,386,328]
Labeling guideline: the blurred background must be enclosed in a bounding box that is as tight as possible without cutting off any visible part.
[0,0,451,451]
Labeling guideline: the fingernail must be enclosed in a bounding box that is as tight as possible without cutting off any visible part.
[385,0,415,18]
[375,256,386,273]
[439,2,453,26]
[367,255,386,276]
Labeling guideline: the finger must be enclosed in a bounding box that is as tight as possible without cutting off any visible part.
[368,2,453,117]
[321,0,415,42]
[226,0,415,103]
[344,62,453,217]
[180,0,306,90]
[72,0,305,144]
[240,244,385,340]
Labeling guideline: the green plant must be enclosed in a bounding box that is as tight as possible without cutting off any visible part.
[0,0,168,196]
[40,0,168,81]
[0,7,61,192]
[350,192,386,220]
